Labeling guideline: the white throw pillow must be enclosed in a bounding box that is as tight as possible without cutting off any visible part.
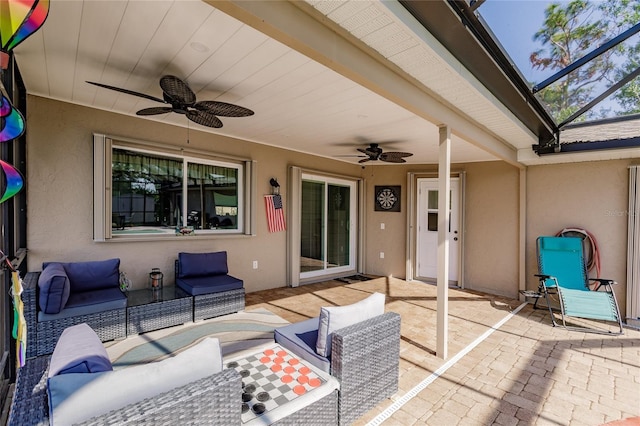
[48,337,223,425]
[316,292,385,357]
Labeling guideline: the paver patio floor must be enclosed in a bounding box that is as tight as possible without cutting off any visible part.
[245,276,640,426]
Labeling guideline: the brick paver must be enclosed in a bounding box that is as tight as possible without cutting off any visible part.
[245,277,640,425]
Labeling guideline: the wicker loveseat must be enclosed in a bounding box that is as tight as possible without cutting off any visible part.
[23,259,127,358]
[8,336,242,426]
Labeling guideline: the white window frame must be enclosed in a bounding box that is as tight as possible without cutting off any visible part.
[94,134,256,241]
[299,173,358,281]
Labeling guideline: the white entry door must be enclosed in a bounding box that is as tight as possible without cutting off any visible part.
[416,178,460,282]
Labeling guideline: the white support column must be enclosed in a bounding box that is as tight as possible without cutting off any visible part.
[437,125,451,359]
[518,168,527,300]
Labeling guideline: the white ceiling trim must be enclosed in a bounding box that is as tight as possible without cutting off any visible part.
[306,0,537,150]
[212,0,522,167]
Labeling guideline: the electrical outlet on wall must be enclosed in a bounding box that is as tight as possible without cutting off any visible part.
[252,260,258,269]
[380,252,385,259]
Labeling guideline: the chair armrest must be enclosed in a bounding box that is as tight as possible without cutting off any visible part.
[22,272,40,359]
[80,368,242,425]
[534,274,551,279]
[590,278,617,285]
[330,311,401,425]
[330,311,400,382]
[589,278,617,291]
[8,355,50,426]
[535,274,558,288]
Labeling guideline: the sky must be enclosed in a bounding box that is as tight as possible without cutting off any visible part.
[477,0,555,84]
[476,0,635,120]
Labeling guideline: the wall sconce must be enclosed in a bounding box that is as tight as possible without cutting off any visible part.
[269,178,280,195]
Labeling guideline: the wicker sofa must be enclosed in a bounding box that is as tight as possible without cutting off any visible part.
[23,260,127,358]
[8,352,242,425]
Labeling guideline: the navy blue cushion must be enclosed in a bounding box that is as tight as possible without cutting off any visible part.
[48,323,113,378]
[38,264,71,314]
[39,288,127,322]
[274,318,330,373]
[178,252,228,278]
[176,274,243,296]
[65,287,127,309]
[43,259,120,293]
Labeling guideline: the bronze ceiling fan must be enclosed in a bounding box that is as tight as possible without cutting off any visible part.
[349,143,413,163]
[87,75,254,128]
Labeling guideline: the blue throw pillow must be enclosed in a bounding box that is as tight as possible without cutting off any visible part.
[48,323,113,378]
[49,259,120,293]
[178,252,228,278]
[38,263,71,314]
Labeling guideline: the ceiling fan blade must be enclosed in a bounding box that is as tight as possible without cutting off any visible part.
[160,75,196,105]
[194,101,254,117]
[136,107,174,116]
[380,152,413,163]
[380,157,407,163]
[358,158,371,163]
[187,110,223,128]
[87,81,166,104]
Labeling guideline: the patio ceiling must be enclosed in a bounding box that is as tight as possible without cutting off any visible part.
[11,0,549,166]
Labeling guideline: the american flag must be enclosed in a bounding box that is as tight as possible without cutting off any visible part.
[265,194,286,232]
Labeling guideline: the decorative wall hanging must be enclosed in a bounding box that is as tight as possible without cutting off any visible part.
[265,194,286,232]
[0,0,49,205]
[0,0,50,70]
[0,93,25,142]
[375,185,401,212]
[0,159,24,203]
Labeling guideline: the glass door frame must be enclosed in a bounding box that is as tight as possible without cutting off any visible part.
[300,173,358,281]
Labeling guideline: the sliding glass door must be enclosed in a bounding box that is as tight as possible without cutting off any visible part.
[300,174,356,279]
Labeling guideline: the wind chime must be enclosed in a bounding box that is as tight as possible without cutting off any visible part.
[0,0,50,368]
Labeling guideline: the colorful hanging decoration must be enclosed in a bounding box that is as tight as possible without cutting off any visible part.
[0,0,50,70]
[0,93,25,142]
[0,159,23,203]
[0,249,26,368]
[11,270,26,368]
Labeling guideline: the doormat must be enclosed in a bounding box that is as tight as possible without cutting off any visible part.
[335,274,372,284]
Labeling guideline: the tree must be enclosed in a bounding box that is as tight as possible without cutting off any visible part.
[601,0,640,115]
[530,0,640,123]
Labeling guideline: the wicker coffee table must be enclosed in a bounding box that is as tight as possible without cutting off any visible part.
[226,343,339,425]
[127,286,192,335]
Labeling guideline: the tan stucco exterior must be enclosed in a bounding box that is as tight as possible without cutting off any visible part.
[26,95,633,318]
[526,160,631,315]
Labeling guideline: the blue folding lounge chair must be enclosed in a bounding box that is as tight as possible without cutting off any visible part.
[535,236,623,335]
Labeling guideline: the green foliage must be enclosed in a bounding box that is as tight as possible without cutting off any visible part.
[530,0,640,123]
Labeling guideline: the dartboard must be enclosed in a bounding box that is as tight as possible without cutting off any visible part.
[377,188,397,210]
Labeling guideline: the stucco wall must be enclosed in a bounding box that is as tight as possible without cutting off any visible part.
[26,95,362,292]
[361,165,414,278]
[463,161,520,297]
[526,159,631,314]
[361,160,522,299]
[30,96,630,312]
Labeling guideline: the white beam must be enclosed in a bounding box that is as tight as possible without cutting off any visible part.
[210,0,520,167]
[437,125,451,359]
[518,168,527,300]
